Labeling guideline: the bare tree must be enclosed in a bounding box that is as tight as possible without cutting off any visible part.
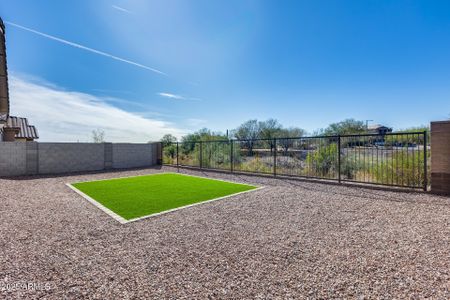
[160,134,177,146]
[278,127,306,154]
[259,119,283,153]
[233,119,260,155]
[92,129,105,143]
[160,134,177,160]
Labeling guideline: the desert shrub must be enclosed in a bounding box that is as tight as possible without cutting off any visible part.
[305,143,338,178]
[201,142,231,169]
[340,157,361,180]
[162,144,177,164]
[238,156,273,173]
[369,150,427,187]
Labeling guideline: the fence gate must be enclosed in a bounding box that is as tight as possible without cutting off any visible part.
[162,132,429,190]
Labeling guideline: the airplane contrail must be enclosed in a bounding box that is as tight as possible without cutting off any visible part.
[112,5,133,14]
[5,21,166,76]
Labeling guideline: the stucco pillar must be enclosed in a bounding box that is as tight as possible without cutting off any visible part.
[156,142,163,165]
[431,121,450,195]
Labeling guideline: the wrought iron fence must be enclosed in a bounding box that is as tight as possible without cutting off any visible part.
[162,132,429,190]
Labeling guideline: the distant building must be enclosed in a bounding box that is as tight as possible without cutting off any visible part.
[0,17,39,142]
[367,124,392,135]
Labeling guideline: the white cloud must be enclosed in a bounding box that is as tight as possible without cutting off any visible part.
[9,76,186,142]
[5,21,166,75]
[157,92,202,101]
[112,5,133,14]
[157,92,185,100]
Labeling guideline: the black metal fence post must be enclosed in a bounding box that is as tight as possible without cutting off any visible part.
[423,131,427,191]
[273,138,277,176]
[176,142,179,171]
[230,141,234,172]
[338,135,341,183]
[199,141,203,169]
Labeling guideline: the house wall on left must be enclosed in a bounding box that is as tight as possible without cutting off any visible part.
[0,142,161,176]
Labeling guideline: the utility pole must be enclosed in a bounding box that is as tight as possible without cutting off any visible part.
[365,120,374,130]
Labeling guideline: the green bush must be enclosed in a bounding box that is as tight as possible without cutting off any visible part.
[369,150,427,187]
[340,157,361,180]
[305,143,338,178]
[162,144,177,164]
[237,156,273,173]
[201,142,231,169]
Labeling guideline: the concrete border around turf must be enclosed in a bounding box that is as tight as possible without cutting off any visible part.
[66,172,264,224]
[68,171,253,185]
[66,183,129,224]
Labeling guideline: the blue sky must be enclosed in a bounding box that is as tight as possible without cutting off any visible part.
[1,0,450,141]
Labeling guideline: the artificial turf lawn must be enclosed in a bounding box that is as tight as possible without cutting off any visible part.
[72,173,257,220]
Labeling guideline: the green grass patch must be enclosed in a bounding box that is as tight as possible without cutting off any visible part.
[71,173,257,221]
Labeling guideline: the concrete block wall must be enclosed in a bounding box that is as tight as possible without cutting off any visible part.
[104,143,113,169]
[25,142,38,175]
[0,142,26,176]
[431,121,450,195]
[112,143,156,169]
[38,143,105,174]
[0,142,161,176]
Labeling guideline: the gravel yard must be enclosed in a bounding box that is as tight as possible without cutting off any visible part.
[0,166,449,299]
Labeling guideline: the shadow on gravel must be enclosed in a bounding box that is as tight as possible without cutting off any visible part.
[281,178,450,207]
[165,166,450,204]
[1,166,164,181]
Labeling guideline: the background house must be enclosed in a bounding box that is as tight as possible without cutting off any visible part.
[367,124,393,135]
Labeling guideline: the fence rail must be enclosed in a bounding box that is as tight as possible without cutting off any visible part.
[163,132,429,190]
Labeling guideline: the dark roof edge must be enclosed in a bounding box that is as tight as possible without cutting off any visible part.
[0,16,9,118]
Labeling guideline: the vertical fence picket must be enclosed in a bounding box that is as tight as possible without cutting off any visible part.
[199,141,203,168]
[176,142,179,172]
[423,131,427,191]
[273,138,277,176]
[230,141,234,172]
[338,135,341,183]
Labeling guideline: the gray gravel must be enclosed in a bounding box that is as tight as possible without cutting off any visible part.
[0,166,449,299]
